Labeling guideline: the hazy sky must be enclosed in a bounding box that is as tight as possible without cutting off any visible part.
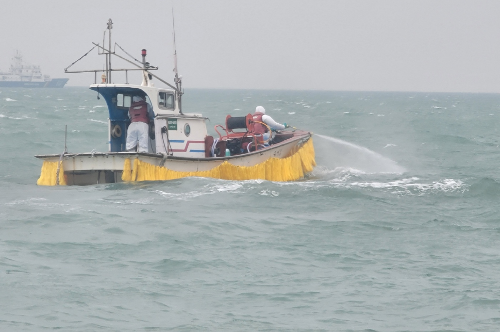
[1,0,500,92]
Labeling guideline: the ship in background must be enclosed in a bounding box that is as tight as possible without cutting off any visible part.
[0,51,69,88]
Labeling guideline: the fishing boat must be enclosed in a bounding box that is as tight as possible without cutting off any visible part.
[35,19,315,186]
[0,51,69,88]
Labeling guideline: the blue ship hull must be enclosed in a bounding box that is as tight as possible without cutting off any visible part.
[0,78,69,88]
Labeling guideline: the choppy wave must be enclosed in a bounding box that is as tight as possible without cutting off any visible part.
[341,177,466,195]
[305,167,467,195]
[466,177,500,197]
[2,88,500,331]
[153,181,244,200]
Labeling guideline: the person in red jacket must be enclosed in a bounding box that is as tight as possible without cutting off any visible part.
[126,95,154,152]
[252,106,289,144]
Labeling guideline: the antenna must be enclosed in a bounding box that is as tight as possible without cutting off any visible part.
[172,8,183,113]
[64,125,68,153]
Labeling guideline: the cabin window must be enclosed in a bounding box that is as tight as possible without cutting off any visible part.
[116,94,132,108]
[117,94,123,107]
[158,92,174,110]
[124,95,131,108]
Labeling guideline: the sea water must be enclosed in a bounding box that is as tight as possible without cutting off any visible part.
[1,88,500,331]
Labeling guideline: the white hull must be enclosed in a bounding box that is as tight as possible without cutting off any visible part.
[36,133,311,185]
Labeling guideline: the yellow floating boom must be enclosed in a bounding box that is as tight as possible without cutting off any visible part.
[38,138,315,186]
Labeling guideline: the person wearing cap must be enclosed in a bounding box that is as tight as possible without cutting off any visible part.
[126,95,154,152]
[252,105,289,144]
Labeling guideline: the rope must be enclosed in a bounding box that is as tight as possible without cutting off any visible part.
[64,45,98,71]
[115,43,144,66]
[55,151,65,185]
[253,121,272,144]
[247,142,265,153]
[161,127,173,155]
[165,127,173,155]
[211,138,219,157]
[161,132,169,155]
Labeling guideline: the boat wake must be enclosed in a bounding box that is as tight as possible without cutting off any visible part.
[314,134,405,174]
[301,172,467,196]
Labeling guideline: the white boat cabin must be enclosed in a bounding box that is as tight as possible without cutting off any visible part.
[91,84,208,158]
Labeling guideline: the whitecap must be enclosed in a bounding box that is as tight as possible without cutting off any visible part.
[5,98,16,102]
[377,114,385,117]
[288,112,295,115]
[260,189,279,197]
[93,105,105,108]
[89,110,95,113]
[6,197,69,208]
[154,186,220,200]
[344,112,350,114]
[345,178,467,195]
[315,175,467,196]
[383,144,397,148]
[311,166,364,181]
[233,108,241,111]
[6,197,47,205]
[214,182,243,192]
[87,119,107,124]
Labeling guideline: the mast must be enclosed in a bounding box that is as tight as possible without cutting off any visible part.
[140,48,150,86]
[107,19,113,83]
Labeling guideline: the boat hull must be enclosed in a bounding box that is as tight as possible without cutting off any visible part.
[36,131,314,185]
[0,78,69,88]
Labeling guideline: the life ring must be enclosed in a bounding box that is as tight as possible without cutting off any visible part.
[111,124,122,138]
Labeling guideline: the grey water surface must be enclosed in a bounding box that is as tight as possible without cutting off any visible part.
[1,87,499,331]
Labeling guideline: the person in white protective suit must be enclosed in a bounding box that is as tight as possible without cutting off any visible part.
[126,95,154,152]
[252,105,289,144]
